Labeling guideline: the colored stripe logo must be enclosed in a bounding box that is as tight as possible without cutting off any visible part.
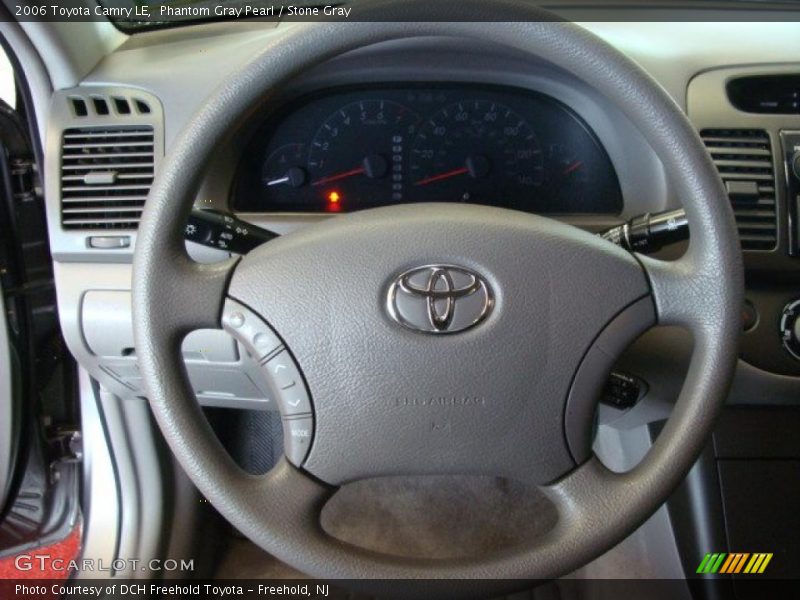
[697,552,773,574]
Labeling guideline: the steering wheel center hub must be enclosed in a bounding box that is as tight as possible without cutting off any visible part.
[225,204,649,485]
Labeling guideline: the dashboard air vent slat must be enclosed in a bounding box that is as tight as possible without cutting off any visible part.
[113,97,131,115]
[60,126,154,230]
[65,95,152,118]
[700,128,778,251]
[62,163,155,171]
[69,97,88,117]
[92,97,110,116]
[134,99,151,114]
[63,130,151,140]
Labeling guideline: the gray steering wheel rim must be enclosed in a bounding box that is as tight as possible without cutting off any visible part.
[132,6,743,585]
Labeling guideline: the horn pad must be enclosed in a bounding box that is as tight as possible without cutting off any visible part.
[227,203,650,485]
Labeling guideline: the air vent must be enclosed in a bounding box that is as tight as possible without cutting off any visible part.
[60,126,154,230]
[701,129,778,251]
[91,96,110,116]
[69,97,88,117]
[113,97,131,115]
[68,94,151,117]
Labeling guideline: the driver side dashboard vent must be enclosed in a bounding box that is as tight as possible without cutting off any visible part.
[700,129,778,251]
[60,126,154,230]
[68,94,152,118]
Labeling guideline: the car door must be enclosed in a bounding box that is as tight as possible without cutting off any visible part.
[0,93,29,521]
[0,255,16,515]
[0,41,81,576]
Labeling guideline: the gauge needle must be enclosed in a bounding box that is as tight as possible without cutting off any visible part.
[266,167,307,189]
[414,166,470,186]
[311,166,366,187]
[562,160,583,175]
[266,176,290,186]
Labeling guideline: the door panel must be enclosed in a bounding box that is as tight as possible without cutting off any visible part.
[0,281,17,513]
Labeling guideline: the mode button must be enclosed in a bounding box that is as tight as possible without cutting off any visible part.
[282,416,314,466]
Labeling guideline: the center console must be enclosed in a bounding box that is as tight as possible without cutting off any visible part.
[666,66,800,593]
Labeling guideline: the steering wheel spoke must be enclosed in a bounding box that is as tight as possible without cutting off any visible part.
[638,253,711,329]
[136,253,238,340]
[250,459,335,529]
[542,456,610,523]
[176,257,239,331]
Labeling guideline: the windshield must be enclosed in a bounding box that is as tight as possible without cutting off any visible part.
[98,0,800,31]
[98,0,339,30]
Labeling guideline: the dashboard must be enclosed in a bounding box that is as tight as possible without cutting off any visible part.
[21,15,800,584]
[233,85,622,215]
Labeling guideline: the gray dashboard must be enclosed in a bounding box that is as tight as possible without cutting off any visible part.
[38,20,800,415]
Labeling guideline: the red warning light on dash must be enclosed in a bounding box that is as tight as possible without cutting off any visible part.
[326,191,343,212]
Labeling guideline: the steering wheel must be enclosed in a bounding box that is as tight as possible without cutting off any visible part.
[132,1,743,589]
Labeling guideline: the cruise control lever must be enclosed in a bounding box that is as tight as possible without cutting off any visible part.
[184,209,278,254]
[600,208,688,253]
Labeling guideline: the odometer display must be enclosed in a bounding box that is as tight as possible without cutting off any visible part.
[234,85,623,215]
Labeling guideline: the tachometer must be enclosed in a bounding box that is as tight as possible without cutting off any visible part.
[306,100,419,209]
[409,100,544,206]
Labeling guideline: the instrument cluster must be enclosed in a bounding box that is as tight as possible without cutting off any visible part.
[233,85,623,215]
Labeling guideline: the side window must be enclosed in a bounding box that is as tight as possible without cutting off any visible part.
[0,47,15,109]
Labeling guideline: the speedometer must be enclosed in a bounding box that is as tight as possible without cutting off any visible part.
[409,100,544,206]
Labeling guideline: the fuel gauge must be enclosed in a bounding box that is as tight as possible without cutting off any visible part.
[263,143,307,189]
[549,143,588,184]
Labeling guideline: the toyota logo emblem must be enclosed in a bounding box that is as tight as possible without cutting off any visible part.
[387,265,494,334]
